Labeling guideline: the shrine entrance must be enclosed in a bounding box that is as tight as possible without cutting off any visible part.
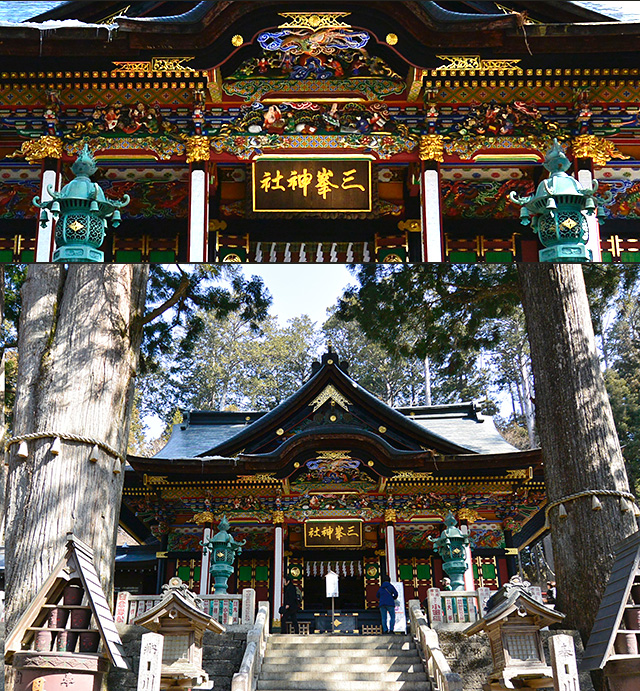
[300,556,367,611]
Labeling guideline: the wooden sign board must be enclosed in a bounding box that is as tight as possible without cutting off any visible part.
[304,519,362,548]
[252,157,372,212]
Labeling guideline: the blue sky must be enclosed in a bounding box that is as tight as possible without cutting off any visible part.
[243,265,354,326]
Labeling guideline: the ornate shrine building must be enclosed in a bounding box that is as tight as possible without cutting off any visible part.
[1,1,640,263]
[122,350,546,627]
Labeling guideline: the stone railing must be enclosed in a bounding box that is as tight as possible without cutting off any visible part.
[231,601,270,691]
[408,599,463,691]
[0,590,4,622]
[114,589,256,628]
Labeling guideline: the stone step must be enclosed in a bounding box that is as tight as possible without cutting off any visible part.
[260,670,429,682]
[261,660,423,672]
[256,681,431,691]
[269,635,410,643]
[268,638,413,650]
[265,647,417,659]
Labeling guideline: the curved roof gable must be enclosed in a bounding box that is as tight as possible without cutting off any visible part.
[155,349,517,460]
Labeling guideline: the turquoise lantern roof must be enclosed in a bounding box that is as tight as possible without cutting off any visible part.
[33,144,130,263]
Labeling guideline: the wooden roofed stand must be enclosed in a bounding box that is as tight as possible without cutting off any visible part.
[133,576,225,690]
[464,576,564,690]
[581,531,640,690]
[5,533,128,691]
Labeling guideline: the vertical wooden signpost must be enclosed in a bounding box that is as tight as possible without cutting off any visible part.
[549,634,580,691]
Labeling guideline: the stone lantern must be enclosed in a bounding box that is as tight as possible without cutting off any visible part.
[429,512,470,591]
[33,144,129,263]
[509,139,609,263]
[201,515,246,594]
[133,577,225,690]
[464,576,565,690]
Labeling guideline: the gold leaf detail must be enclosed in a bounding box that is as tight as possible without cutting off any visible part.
[572,134,630,167]
[183,135,210,163]
[309,384,352,413]
[9,136,63,163]
[419,135,444,162]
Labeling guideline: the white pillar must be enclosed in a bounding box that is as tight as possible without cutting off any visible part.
[420,165,443,262]
[273,524,284,623]
[463,545,475,591]
[35,165,60,262]
[188,165,209,262]
[577,167,602,262]
[199,527,211,595]
[386,524,397,582]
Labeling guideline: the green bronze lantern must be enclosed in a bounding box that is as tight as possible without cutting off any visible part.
[430,512,471,591]
[509,139,609,263]
[201,515,246,595]
[33,144,129,263]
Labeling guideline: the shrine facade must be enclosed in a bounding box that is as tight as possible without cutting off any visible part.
[1,1,640,263]
[122,349,546,628]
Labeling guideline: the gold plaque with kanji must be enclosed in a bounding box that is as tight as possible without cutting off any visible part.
[253,157,372,212]
[304,519,363,547]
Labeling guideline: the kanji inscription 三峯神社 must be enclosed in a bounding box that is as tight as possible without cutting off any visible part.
[252,158,371,212]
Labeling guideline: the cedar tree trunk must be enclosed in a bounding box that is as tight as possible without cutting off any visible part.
[518,264,637,645]
[5,264,148,635]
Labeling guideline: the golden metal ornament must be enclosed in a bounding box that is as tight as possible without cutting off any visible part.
[316,451,352,462]
[386,33,398,45]
[277,11,351,30]
[309,384,352,413]
[384,509,397,523]
[112,57,195,74]
[231,35,244,47]
[272,510,285,524]
[222,254,242,263]
[397,219,421,233]
[193,510,215,524]
[183,135,211,162]
[457,508,480,523]
[383,253,403,263]
[419,134,445,162]
[435,55,522,73]
[572,134,630,167]
[9,135,63,163]
[391,470,434,481]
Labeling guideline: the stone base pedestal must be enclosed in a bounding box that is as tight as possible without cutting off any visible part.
[12,652,109,691]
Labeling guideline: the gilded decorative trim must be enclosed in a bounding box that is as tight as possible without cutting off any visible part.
[193,510,215,524]
[444,135,562,159]
[309,384,352,412]
[572,134,631,167]
[65,137,184,160]
[183,135,211,163]
[272,510,285,524]
[435,55,522,74]
[9,136,63,163]
[457,508,480,523]
[277,11,352,30]
[419,135,444,162]
[384,508,397,523]
[111,57,196,74]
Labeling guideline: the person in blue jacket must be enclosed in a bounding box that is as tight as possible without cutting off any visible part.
[377,580,398,634]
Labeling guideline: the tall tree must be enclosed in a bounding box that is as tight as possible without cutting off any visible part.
[5,264,270,635]
[518,264,637,650]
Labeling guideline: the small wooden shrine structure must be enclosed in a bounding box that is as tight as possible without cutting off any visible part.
[5,533,128,691]
[581,531,640,690]
[465,576,564,690]
[122,349,546,630]
[1,1,639,263]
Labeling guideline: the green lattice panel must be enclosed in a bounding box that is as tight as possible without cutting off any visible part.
[398,564,414,581]
[485,251,513,263]
[238,566,252,582]
[482,563,497,580]
[621,251,640,263]
[416,564,431,580]
[176,566,191,582]
[449,251,478,263]
[255,565,269,582]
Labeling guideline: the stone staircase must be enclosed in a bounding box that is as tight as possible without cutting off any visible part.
[256,634,432,691]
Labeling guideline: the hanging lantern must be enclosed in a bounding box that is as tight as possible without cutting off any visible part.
[33,144,129,263]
